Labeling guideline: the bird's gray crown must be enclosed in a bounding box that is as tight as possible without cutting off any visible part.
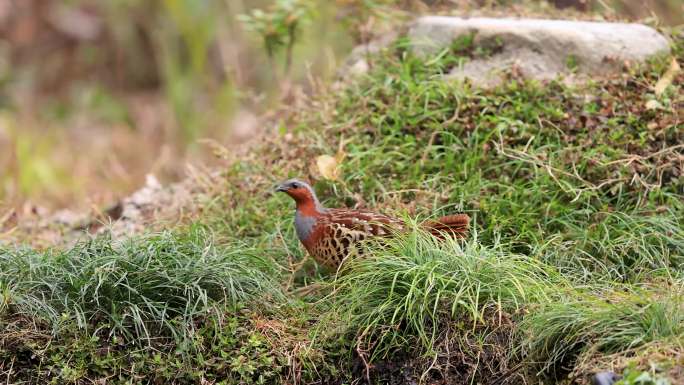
[276,178,312,192]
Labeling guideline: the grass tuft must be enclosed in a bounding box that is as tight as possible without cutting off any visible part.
[326,226,561,361]
[520,282,684,376]
[0,225,282,345]
[534,210,684,282]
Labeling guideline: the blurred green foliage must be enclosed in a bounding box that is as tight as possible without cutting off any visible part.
[0,0,355,207]
[239,0,314,78]
[0,0,681,209]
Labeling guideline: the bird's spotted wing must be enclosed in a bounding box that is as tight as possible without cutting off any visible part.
[326,209,404,236]
[307,209,404,268]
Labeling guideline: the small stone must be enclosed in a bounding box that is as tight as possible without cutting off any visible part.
[51,210,87,226]
[645,100,662,110]
[230,110,260,143]
[592,371,620,385]
[348,59,370,76]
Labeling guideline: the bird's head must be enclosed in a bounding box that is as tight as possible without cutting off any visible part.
[276,179,316,203]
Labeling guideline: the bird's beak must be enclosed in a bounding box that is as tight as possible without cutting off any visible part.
[275,184,287,193]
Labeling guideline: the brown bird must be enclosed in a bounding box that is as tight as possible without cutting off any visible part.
[276,179,469,269]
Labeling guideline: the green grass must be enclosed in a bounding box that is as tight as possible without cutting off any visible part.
[533,210,684,281]
[1,24,683,385]
[521,282,684,377]
[270,31,681,383]
[208,30,681,383]
[0,225,282,346]
[314,38,683,285]
[325,226,561,360]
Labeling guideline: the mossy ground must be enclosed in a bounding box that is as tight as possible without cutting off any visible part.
[1,24,683,385]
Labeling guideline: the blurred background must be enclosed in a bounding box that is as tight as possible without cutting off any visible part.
[0,0,682,213]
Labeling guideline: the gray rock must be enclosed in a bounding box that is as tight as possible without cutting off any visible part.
[339,31,398,77]
[592,371,620,385]
[408,16,670,87]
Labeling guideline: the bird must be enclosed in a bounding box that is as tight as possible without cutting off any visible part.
[276,178,470,269]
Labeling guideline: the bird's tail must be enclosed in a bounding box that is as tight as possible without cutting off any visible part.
[423,214,470,238]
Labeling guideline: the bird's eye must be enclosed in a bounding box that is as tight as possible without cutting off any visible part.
[291,183,299,189]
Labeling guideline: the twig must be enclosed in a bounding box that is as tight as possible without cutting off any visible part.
[5,356,14,385]
[490,360,526,385]
[355,333,372,384]
[419,352,440,384]
[290,282,323,297]
[603,144,684,166]
[420,131,439,167]
[0,209,15,230]
[284,23,296,79]
[493,137,645,202]
[285,253,310,292]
